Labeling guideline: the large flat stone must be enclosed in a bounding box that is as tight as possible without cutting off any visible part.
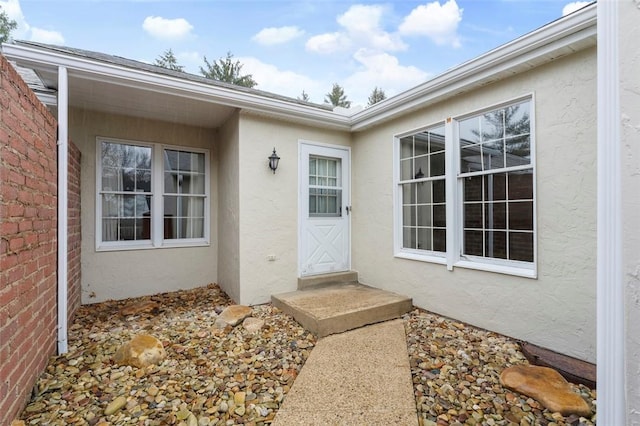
[500,365,591,416]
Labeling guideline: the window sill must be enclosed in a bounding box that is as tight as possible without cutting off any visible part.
[394,251,447,265]
[454,259,537,279]
[96,240,210,252]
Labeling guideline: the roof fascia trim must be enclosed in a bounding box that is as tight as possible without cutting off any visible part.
[1,44,351,131]
[349,4,597,131]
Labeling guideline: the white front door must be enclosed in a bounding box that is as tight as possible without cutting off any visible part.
[299,142,350,276]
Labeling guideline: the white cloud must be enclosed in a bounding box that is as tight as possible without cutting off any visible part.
[30,28,64,44]
[305,32,350,54]
[344,49,429,106]
[0,0,64,44]
[306,4,405,54]
[142,16,194,41]
[253,26,304,46]
[399,0,463,48]
[562,1,591,16]
[238,56,324,101]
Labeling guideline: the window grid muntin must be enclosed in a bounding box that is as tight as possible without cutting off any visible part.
[309,156,342,217]
[459,99,534,263]
[97,138,209,249]
[99,142,153,242]
[163,149,206,240]
[399,125,446,253]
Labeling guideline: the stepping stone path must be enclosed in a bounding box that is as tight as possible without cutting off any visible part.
[113,334,166,368]
[500,365,592,416]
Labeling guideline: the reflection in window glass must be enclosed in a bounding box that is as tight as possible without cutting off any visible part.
[100,142,152,242]
[459,100,533,263]
[399,124,446,253]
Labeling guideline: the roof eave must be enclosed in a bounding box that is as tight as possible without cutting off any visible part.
[1,43,351,131]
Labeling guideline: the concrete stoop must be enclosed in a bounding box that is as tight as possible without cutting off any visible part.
[271,272,413,337]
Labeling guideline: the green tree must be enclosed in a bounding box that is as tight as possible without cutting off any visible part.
[367,87,386,106]
[324,83,351,108]
[298,90,310,102]
[200,51,257,88]
[154,49,185,72]
[0,6,17,44]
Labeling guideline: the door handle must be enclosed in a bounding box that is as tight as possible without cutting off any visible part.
[345,206,351,215]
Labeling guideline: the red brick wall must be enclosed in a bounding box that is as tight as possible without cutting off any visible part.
[0,55,58,424]
[67,141,81,323]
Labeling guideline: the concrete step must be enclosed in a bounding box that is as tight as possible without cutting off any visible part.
[297,270,358,290]
[271,282,413,337]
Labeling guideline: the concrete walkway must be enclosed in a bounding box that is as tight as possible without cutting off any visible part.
[272,319,419,425]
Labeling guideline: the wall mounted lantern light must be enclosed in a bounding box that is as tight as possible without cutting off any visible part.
[268,148,280,174]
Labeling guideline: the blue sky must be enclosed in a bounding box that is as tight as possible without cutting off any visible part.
[1,0,592,106]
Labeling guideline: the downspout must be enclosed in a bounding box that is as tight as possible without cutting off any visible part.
[57,66,69,354]
[596,1,625,423]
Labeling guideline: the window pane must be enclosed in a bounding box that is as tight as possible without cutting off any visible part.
[464,203,482,228]
[433,180,445,203]
[309,158,316,175]
[414,136,429,156]
[102,219,119,241]
[416,182,431,204]
[485,231,507,259]
[464,176,483,202]
[403,227,416,249]
[485,202,506,229]
[481,110,504,141]
[401,163,413,181]
[179,196,205,217]
[464,230,483,256]
[414,156,428,179]
[433,229,446,252]
[403,183,416,204]
[430,126,446,153]
[508,171,533,200]
[460,146,483,173]
[417,228,432,251]
[417,205,431,227]
[505,102,530,137]
[165,150,179,171]
[485,174,506,201]
[430,152,445,176]
[433,205,446,227]
[102,194,119,217]
[164,195,178,217]
[102,167,121,191]
[400,138,413,159]
[509,232,534,261]
[482,141,505,170]
[137,170,152,192]
[403,206,415,227]
[459,117,481,145]
[505,136,531,167]
[508,201,533,230]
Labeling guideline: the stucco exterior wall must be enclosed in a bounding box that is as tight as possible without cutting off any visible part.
[620,1,640,421]
[351,47,597,362]
[237,113,351,305]
[69,108,218,303]
[217,112,241,303]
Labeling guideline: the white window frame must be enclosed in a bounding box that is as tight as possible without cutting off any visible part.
[393,94,537,278]
[393,122,447,265]
[96,137,210,251]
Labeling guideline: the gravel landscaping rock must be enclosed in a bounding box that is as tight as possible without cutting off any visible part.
[403,308,596,426]
[17,285,596,425]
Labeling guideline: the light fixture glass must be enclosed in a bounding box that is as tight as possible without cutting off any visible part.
[268,148,280,174]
